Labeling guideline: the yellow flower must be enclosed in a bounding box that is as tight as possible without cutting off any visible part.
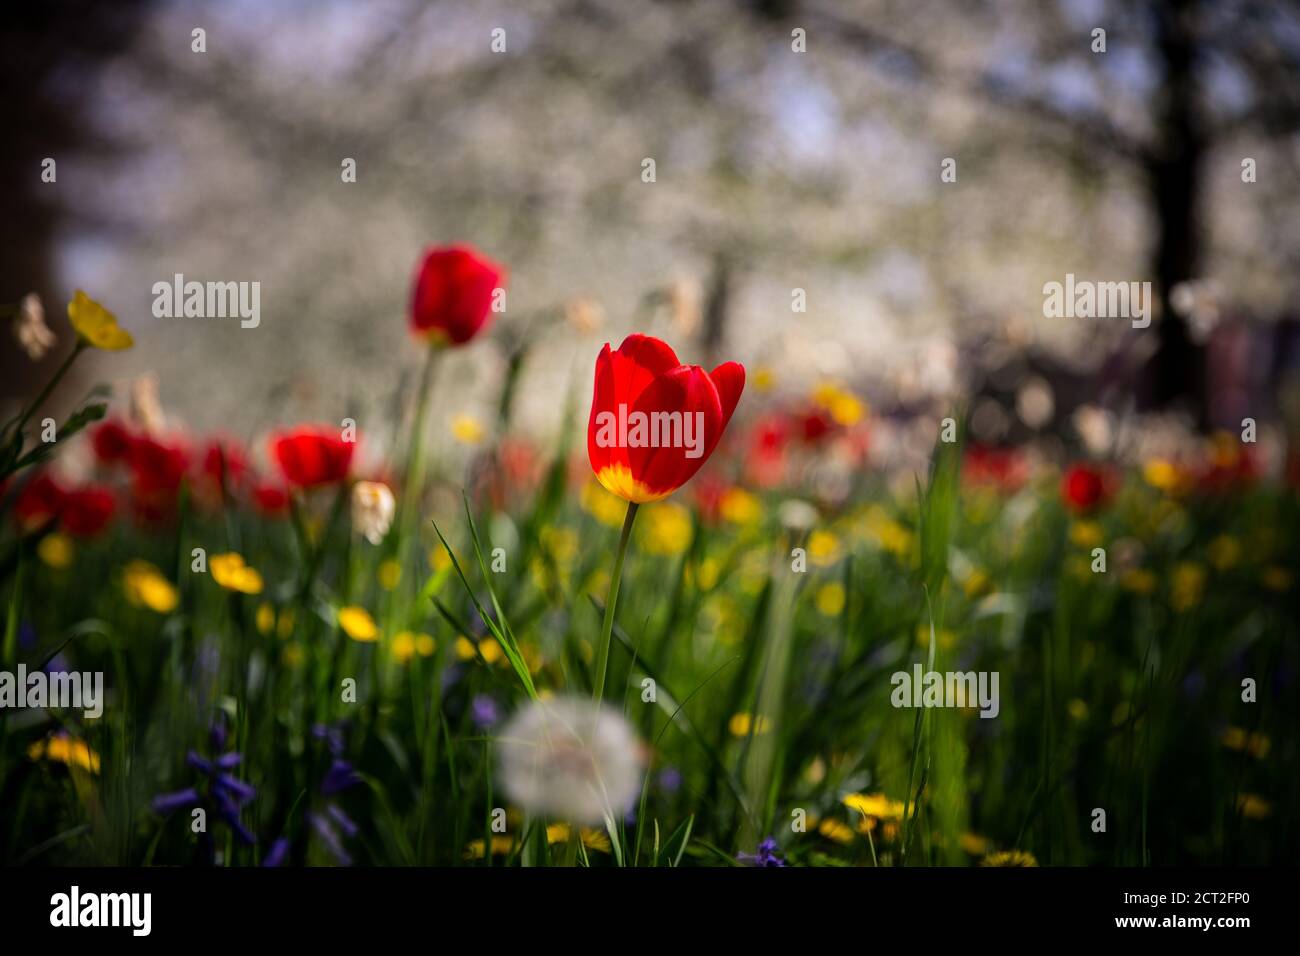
[463,836,517,859]
[1261,566,1292,592]
[914,625,956,649]
[963,568,991,599]
[1170,561,1206,612]
[377,559,402,591]
[338,605,378,642]
[728,712,771,736]
[67,290,132,351]
[720,487,762,526]
[545,823,611,853]
[277,608,295,639]
[1120,568,1157,595]
[751,365,776,393]
[1208,535,1241,571]
[864,507,914,559]
[122,560,180,613]
[455,636,477,660]
[1067,698,1089,721]
[1220,727,1270,759]
[28,735,101,774]
[429,546,453,573]
[209,552,263,595]
[451,413,485,445]
[478,638,503,664]
[815,582,846,617]
[807,529,842,566]
[817,817,856,845]
[980,849,1038,867]
[581,480,627,528]
[37,532,74,569]
[1236,793,1271,820]
[255,602,275,635]
[391,631,416,664]
[1142,458,1187,496]
[639,502,692,556]
[415,633,436,657]
[843,792,908,820]
[812,381,866,426]
[1069,521,1104,549]
[540,526,579,564]
[959,832,990,855]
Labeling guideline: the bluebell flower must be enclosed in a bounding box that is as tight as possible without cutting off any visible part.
[738,837,786,867]
[151,715,256,848]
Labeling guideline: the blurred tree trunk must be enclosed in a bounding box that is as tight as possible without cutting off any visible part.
[1144,0,1207,425]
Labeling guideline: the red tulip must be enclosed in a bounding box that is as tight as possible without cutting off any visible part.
[964,444,1029,494]
[129,435,190,496]
[61,486,116,537]
[200,438,250,490]
[587,334,744,503]
[409,244,506,346]
[12,472,66,530]
[252,481,291,515]
[271,426,355,488]
[1060,462,1115,513]
[91,419,135,465]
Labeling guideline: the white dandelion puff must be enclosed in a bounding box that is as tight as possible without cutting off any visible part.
[496,696,643,826]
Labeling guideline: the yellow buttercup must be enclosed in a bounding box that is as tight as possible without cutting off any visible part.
[68,290,133,351]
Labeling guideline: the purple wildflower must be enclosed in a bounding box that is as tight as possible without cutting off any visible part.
[470,694,500,730]
[738,837,786,867]
[152,715,256,848]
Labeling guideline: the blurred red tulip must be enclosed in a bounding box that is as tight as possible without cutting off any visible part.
[746,413,790,489]
[1060,462,1115,513]
[271,426,355,488]
[587,334,744,503]
[200,438,250,491]
[91,419,135,465]
[964,444,1029,494]
[129,435,190,496]
[252,481,291,515]
[61,486,116,537]
[409,244,506,346]
[12,472,66,530]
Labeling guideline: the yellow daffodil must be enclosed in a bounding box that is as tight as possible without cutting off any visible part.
[68,290,133,351]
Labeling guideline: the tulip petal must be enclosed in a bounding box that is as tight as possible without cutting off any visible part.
[624,365,723,500]
[709,361,745,429]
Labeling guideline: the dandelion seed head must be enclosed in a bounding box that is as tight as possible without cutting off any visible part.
[497,696,642,826]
